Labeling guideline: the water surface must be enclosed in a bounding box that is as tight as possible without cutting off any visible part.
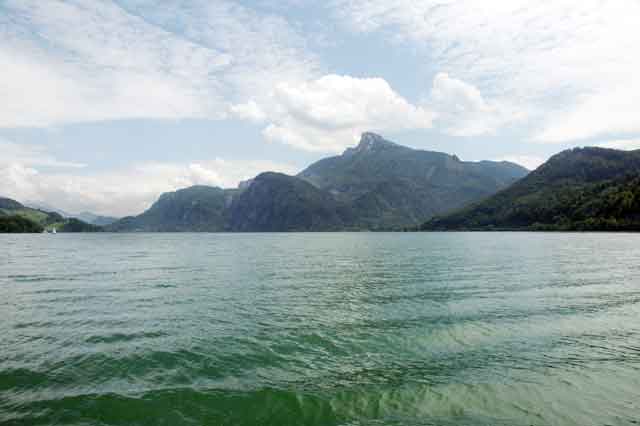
[1,233,640,425]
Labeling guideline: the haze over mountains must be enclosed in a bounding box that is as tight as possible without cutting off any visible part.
[24,201,119,226]
[106,133,528,232]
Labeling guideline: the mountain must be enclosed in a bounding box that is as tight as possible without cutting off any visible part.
[229,172,353,231]
[109,133,529,232]
[58,218,103,232]
[24,201,119,226]
[24,201,73,218]
[0,197,100,233]
[299,132,528,228]
[0,197,24,211]
[421,147,640,231]
[0,215,44,233]
[1,197,64,228]
[107,186,236,232]
[74,212,119,226]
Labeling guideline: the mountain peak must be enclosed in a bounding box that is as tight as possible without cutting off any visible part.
[343,132,399,156]
[360,131,384,144]
[358,132,396,149]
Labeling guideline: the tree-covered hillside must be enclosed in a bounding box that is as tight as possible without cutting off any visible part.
[229,172,354,231]
[0,197,100,232]
[421,147,640,231]
[0,215,44,233]
[107,186,236,232]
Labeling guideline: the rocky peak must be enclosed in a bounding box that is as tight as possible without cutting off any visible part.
[343,132,398,156]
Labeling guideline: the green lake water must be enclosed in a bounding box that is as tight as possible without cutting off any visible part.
[1,232,640,425]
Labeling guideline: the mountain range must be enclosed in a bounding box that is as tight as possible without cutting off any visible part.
[107,133,528,232]
[421,147,640,231]
[24,201,119,226]
[6,133,639,234]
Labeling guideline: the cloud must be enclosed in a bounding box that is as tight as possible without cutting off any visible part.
[0,157,298,217]
[232,72,523,151]
[596,139,640,151]
[429,73,524,136]
[0,164,42,203]
[0,139,86,168]
[229,101,267,123]
[332,0,640,143]
[233,74,436,152]
[0,0,318,128]
[534,88,640,143]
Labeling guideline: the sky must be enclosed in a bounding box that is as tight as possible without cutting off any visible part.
[2,0,640,216]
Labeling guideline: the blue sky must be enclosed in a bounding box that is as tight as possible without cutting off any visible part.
[2,0,640,216]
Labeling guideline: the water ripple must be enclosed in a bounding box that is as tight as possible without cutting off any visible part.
[2,232,640,425]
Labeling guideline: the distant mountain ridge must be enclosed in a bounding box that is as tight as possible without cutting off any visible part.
[74,212,119,226]
[108,133,528,232]
[421,147,640,231]
[0,197,101,233]
[24,201,118,226]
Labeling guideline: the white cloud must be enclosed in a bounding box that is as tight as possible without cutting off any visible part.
[534,88,640,143]
[0,139,86,168]
[233,72,524,151]
[429,73,524,136]
[230,101,267,123]
[1,157,298,217]
[597,139,640,151]
[233,74,436,152]
[333,0,640,143]
[0,0,318,128]
[0,164,42,203]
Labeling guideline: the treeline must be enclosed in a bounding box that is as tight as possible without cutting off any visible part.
[0,215,43,233]
[0,215,103,233]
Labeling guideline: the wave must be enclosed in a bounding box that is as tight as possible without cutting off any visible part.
[0,384,555,426]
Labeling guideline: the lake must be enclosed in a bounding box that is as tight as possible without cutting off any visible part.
[1,233,640,425]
